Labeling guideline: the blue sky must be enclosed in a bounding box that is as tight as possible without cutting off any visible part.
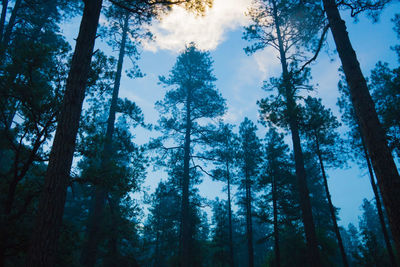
[64,1,400,227]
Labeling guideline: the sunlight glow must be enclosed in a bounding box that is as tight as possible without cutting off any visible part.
[143,0,253,51]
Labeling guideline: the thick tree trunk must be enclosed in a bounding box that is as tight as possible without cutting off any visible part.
[272,175,281,267]
[322,0,400,257]
[270,0,321,265]
[26,1,103,266]
[80,13,129,267]
[361,135,397,267]
[315,139,349,267]
[181,86,192,267]
[245,169,254,267]
[288,119,321,267]
[226,162,234,267]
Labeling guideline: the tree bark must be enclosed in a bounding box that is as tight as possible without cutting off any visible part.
[315,138,349,267]
[272,175,281,267]
[361,134,397,267]
[271,0,321,265]
[245,168,254,267]
[181,85,192,267]
[80,12,129,267]
[226,162,234,267]
[26,1,103,266]
[322,0,400,257]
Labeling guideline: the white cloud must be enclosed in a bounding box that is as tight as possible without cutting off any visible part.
[143,0,253,51]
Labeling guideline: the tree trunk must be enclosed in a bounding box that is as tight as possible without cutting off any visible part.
[245,169,254,267]
[105,195,119,267]
[272,175,281,267]
[181,85,192,267]
[288,119,321,267]
[315,138,349,267]
[226,162,234,267]
[0,0,8,43]
[80,12,129,267]
[361,134,397,267]
[26,1,103,266]
[322,0,400,257]
[1,0,21,50]
[270,0,321,265]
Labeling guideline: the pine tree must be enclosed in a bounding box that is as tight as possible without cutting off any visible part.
[258,127,296,267]
[26,1,213,265]
[237,118,261,267]
[321,0,400,255]
[204,122,238,267]
[154,44,225,267]
[300,96,349,267]
[337,72,397,266]
[357,199,391,266]
[80,4,148,265]
[244,0,327,264]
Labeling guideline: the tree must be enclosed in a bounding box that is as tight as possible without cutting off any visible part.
[205,122,238,267]
[26,1,213,265]
[321,0,400,256]
[0,3,74,263]
[300,96,349,267]
[337,72,397,266]
[369,61,400,158]
[341,223,361,266]
[210,198,231,267]
[73,73,146,266]
[258,127,295,267]
[236,118,261,267]
[80,4,148,265]
[154,44,226,266]
[357,199,391,266]
[143,180,181,266]
[26,2,104,265]
[244,0,327,264]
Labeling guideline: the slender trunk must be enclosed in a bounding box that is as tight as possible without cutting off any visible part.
[314,138,349,267]
[245,169,254,267]
[270,0,321,265]
[226,162,234,267]
[322,0,400,257]
[0,0,8,43]
[272,175,281,267]
[105,196,119,267]
[154,228,160,267]
[4,128,46,215]
[181,85,192,267]
[1,0,21,49]
[80,13,129,267]
[361,134,397,267]
[26,1,103,266]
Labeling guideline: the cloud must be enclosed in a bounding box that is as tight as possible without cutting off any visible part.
[143,0,253,51]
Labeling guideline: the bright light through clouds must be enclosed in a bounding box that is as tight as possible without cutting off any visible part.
[143,0,253,51]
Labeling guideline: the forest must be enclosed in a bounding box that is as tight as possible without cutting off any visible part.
[0,0,399,266]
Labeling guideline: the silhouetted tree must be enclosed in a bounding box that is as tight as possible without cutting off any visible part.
[321,0,400,255]
[244,0,327,264]
[154,44,225,266]
[237,118,261,267]
[300,96,349,267]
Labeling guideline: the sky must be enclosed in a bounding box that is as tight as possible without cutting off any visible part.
[63,0,400,228]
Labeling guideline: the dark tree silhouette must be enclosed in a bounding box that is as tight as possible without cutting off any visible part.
[321,0,400,256]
